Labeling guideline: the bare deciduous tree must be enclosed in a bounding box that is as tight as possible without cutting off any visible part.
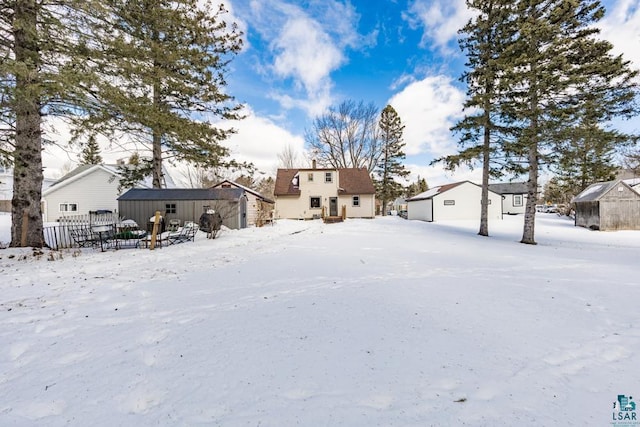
[305,100,382,173]
[277,144,300,169]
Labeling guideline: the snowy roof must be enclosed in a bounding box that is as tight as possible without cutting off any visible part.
[407,181,502,202]
[406,181,471,202]
[572,180,640,203]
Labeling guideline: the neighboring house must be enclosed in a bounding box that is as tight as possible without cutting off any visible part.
[274,168,375,220]
[42,163,175,222]
[1,165,55,213]
[406,181,502,222]
[489,182,529,215]
[43,164,123,221]
[118,188,248,230]
[572,179,640,231]
[211,179,274,226]
[391,196,407,214]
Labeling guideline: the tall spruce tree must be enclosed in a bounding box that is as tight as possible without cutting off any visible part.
[78,135,103,165]
[76,0,244,189]
[375,105,409,215]
[1,1,97,247]
[434,0,515,236]
[501,0,638,244]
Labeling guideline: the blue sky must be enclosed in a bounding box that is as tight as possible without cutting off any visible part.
[42,0,640,186]
[213,0,640,186]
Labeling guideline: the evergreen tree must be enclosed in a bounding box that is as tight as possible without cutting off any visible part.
[78,135,103,165]
[1,1,95,247]
[374,105,409,215]
[405,176,428,198]
[76,0,245,188]
[434,0,516,236]
[500,0,637,244]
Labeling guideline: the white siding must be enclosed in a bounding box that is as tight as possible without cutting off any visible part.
[502,193,527,214]
[407,199,433,221]
[43,169,121,221]
[432,183,502,221]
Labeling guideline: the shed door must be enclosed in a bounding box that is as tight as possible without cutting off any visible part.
[329,197,338,216]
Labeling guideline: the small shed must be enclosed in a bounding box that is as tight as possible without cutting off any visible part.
[406,181,502,222]
[118,188,248,230]
[211,179,274,226]
[572,180,640,231]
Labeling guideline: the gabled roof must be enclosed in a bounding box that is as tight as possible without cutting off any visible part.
[43,164,124,196]
[43,163,177,196]
[212,179,274,204]
[489,182,529,195]
[572,180,640,203]
[118,187,244,201]
[337,168,375,195]
[407,181,500,202]
[407,182,466,202]
[274,168,375,196]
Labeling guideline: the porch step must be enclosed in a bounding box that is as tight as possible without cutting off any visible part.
[323,216,344,224]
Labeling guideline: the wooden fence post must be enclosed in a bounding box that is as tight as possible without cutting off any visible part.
[149,211,161,250]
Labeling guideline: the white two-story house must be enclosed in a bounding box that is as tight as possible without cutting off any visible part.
[274,167,376,220]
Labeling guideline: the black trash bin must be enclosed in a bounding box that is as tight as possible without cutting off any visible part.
[199,211,222,238]
[147,215,165,233]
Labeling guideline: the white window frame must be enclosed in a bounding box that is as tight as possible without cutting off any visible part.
[352,195,360,207]
[308,173,314,182]
[325,172,333,183]
[59,203,78,213]
[513,194,523,207]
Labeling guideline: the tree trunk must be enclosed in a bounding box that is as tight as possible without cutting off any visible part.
[152,47,163,189]
[11,0,45,248]
[521,143,538,245]
[478,106,491,236]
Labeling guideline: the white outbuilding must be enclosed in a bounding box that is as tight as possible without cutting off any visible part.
[406,181,503,222]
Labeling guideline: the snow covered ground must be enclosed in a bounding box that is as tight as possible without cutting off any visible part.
[1,212,638,426]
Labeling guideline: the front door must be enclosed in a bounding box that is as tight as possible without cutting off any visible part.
[329,197,338,216]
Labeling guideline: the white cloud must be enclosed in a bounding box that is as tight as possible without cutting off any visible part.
[272,16,343,98]
[222,108,305,175]
[240,0,365,116]
[599,0,640,69]
[388,75,465,158]
[404,0,474,53]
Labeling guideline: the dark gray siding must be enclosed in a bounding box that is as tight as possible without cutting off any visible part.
[119,198,244,230]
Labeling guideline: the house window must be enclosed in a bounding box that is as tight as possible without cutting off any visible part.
[165,203,177,214]
[444,200,455,206]
[310,197,321,209]
[59,203,78,212]
[513,195,523,207]
[352,195,360,207]
[221,183,232,188]
[325,172,333,183]
[308,173,314,182]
